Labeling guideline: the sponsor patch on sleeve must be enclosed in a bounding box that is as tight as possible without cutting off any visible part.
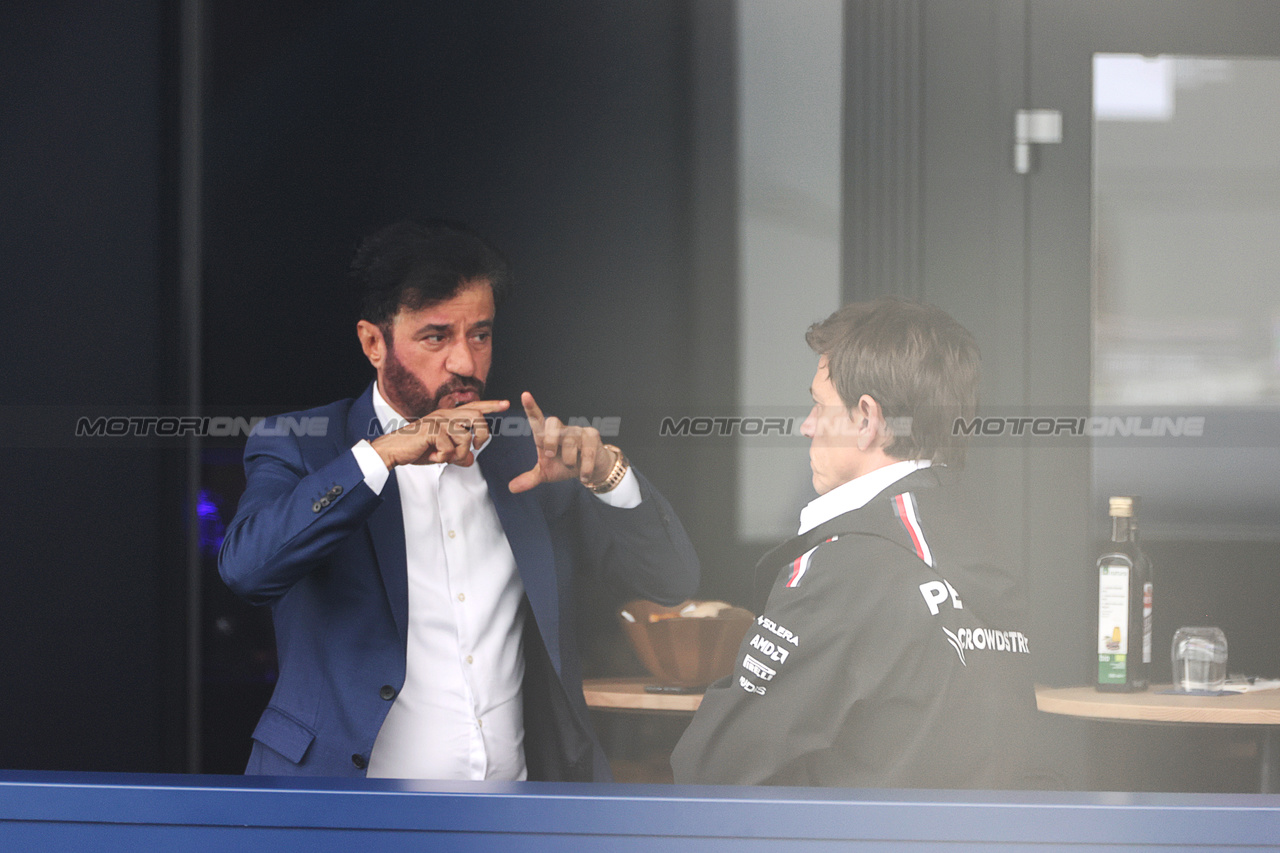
[941,626,1031,666]
[737,619,800,696]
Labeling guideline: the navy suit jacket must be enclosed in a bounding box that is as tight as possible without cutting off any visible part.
[218,385,699,779]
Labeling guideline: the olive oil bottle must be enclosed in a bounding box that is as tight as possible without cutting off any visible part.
[1095,496,1153,692]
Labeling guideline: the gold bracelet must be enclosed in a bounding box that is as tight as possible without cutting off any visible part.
[589,445,629,493]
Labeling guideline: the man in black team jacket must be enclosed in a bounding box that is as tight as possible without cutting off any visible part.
[671,298,1034,789]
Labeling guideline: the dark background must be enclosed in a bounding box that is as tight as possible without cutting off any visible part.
[3,0,1278,791]
[2,1,181,773]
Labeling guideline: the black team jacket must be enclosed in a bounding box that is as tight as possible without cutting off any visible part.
[671,467,1036,789]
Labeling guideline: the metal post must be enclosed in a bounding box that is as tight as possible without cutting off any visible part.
[179,0,205,774]
[1261,728,1276,794]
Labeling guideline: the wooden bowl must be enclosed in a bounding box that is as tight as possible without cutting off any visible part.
[618,599,755,687]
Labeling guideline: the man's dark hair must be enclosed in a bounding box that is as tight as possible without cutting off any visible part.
[805,297,980,466]
[352,220,512,330]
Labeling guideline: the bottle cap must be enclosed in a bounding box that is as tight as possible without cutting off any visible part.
[1108,496,1137,517]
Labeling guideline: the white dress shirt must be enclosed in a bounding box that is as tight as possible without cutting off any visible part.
[351,384,638,780]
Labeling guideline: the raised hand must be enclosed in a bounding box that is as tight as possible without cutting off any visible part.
[508,392,618,494]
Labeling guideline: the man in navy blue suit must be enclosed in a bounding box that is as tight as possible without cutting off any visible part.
[219,220,699,781]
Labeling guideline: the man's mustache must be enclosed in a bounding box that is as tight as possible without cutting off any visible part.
[435,375,485,400]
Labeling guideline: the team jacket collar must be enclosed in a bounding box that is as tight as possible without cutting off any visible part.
[797,459,932,535]
[756,466,945,587]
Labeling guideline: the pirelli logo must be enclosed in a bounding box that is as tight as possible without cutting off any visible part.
[743,654,776,682]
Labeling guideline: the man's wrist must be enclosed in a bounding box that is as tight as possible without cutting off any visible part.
[368,435,398,471]
[589,445,629,493]
[353,439,391,494]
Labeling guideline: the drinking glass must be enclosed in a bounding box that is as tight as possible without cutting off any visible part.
[1171,626,1227,693]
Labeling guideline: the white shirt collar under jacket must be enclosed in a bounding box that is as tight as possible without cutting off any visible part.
[797,459,932,536]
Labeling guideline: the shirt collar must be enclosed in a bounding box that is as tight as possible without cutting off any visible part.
[797,459,932,535]
[372,382,492,457]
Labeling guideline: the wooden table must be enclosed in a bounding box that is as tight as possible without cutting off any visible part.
[583,676,704,714]
[588,681,1280,790]
[582,677,704,782]
[1036,685,1280,792]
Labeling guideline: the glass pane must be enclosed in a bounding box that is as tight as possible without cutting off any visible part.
[1093,54,1280,406]
[1092,54,1280,539]
[736,0,843,540]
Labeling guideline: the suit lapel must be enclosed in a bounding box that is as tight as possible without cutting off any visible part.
[479,433,562,673]
[348,385,410,642]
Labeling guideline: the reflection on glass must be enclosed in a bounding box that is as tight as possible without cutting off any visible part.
[1093,54,1280,407]
[1092,54,1280,540]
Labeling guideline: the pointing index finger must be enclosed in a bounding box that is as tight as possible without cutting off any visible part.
[467,399,511,415]
[521,392,545,437]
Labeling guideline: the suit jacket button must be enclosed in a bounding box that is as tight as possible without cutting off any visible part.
[330,485,343,496]
[352,754,367,770]
[319,496,331,507]
[379,685,396,700]
[312,502,323,513]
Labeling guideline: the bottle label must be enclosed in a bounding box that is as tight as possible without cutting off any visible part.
[1098,561,1130,685]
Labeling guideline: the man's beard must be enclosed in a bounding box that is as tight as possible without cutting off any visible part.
[382,345,485,420]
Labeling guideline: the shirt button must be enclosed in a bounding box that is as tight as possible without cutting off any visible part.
[457,593,465,602]
[448,530,456,539]
[465,655,473,664]
[476,718,483,728]
[379,685,396,700]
